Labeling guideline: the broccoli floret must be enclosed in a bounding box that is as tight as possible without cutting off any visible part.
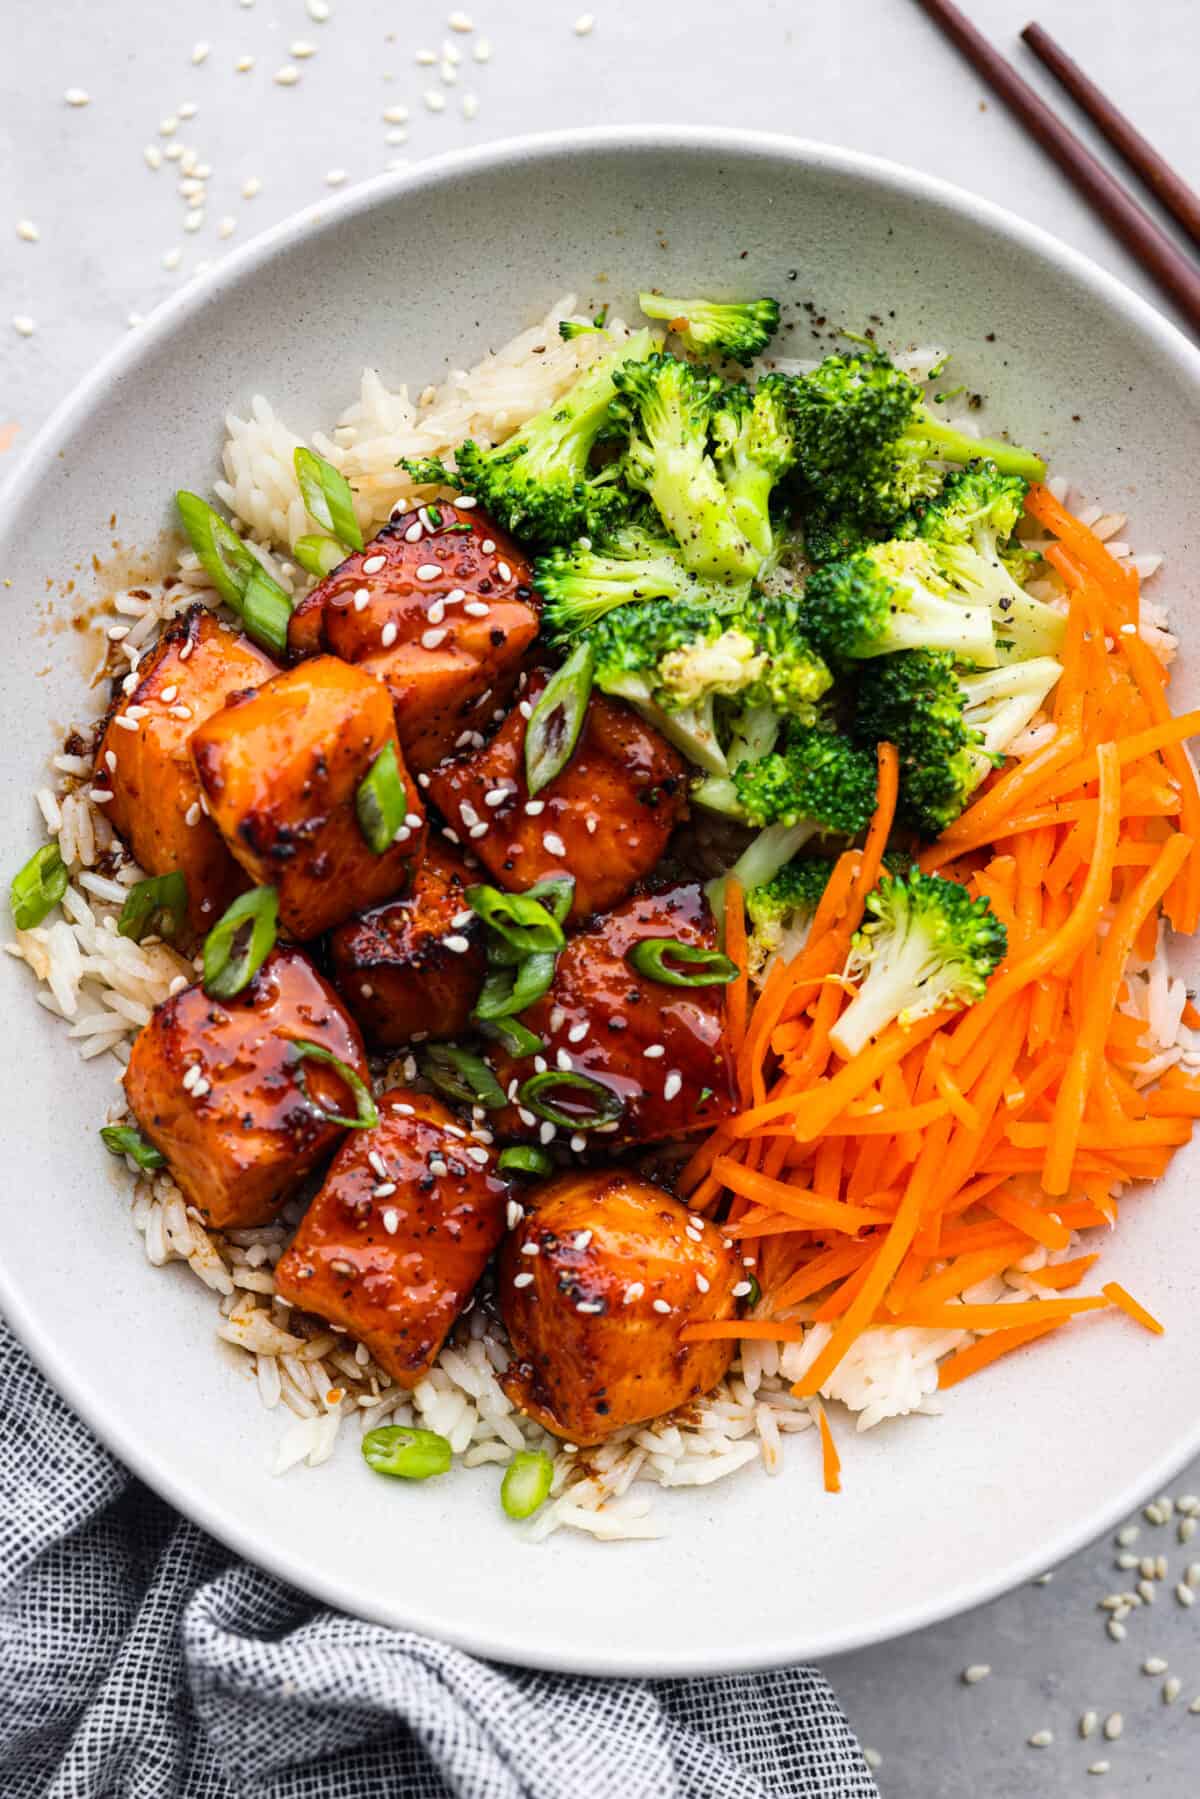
[398,454,454,488]
[855,649,1063,836]
[535,523,720,638]
[800,539,996,665]
[709,376,798,564]
[444,329,655,546]
[558,306,608,340]
[637,292,781,365]
[800,502,884,566]
[745,855,835,980]
[789,348,1046,540]
[610,354,757,582]
[735,589,834,716]
[722,722,879,897]
[830,869,1007,1058]
[907,462,1066,662]
[586,597,763,776]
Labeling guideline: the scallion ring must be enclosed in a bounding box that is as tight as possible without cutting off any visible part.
[743,1272,761,1308]
[10,843,68,930]
[362,1426,452,1481]
[497,1145,554,1178]
[293,534,345,579]
[472,950,558,1022]
[420,1044,506,1110]
[466,883,565,956]
[117,871,188,943]
[524,642,593,797]
[500,1449,554,1520]
[517,1070,624,1132]
[627,938,737,987]
[293,447,364,551]
[479,1016,544,1059]
[99,1124,165,1171]
[521,874,575,926]
[356,741,408,856]
[175,492,294,656]
[288,1039,379,1130]
[202,885,279,1000]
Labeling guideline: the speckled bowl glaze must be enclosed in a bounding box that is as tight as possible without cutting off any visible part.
[2,129,1199,1676]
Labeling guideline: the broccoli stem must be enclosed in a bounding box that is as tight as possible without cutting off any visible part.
[832,929,937,1058]
[906,415,1046,482]
[600,673,728,777]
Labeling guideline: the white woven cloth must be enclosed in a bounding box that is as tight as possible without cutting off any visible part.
[0,1319,878,1798]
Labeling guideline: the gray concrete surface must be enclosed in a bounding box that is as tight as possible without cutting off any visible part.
[3,1,1199,1790]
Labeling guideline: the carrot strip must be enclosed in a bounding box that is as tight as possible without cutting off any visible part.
[678,1319,807,1344]
[1143,1087,1200,1118]
[712,1161,887,1234]
[815,1401,842,1493]
[821,1098,951,1136]
[1024,482,1137,604]
[946,743,1121,1066]
[1043,832,1193,1192]
[983,1189,1071,1251]
[772,1242,874,1311]
[893,1295,1109,1329]
[937,1317,1067,1389]
[741,1010,952,1143]
[936,728,1082,847]
[906,1244,1031,1309]
[1027,1253,1100,1290]
[1102,1281,1165,1336]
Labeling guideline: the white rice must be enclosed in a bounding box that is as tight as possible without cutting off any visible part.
[5,306,1188,1537]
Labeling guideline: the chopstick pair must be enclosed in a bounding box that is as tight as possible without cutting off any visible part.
[915,0,1200,335]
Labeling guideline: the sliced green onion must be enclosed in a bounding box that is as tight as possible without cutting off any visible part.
[525,643,593,797]
[175,492,294,655]
[294,447,364,551]
[742,1272,761,1308]
[294,534,345,578]
[517,1070,624,1131]
[362,1426,452,1481]
[288,1038,379,1130]
[498,1145,554,1178]
[627,938,737,987]
[10,843,68,930]
[356,741,407,856]
[479,1016,544,1059]
[473,950,558,1022]
[522,875,575,926]
[240,562,293,659]
[117,871,188,943]
[466,883,565,956]
[500,1448,554,1519]
[99,1124,165,1170]
[420,1044,506,1110]
[202,885,279,1000]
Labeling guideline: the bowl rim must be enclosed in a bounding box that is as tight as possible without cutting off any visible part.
[4,124,1200,1676]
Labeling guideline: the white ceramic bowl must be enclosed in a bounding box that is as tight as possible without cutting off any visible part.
[3,128,1200,1677]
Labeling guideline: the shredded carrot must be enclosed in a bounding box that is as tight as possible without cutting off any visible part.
[815,1400,842,1493]
[937,1317,1068,1389]
[983,1189,1071,1252]
[679,1319,807,1344]
[892,1295,1109,1330]
[1027,1253,1100,1290]
[1102,1281,1164,1336]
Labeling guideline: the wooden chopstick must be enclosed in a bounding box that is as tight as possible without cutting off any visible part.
[913,0,1200,334]
[1022,22,1200,251]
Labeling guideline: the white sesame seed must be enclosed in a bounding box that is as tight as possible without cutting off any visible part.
[1087,1763,1110,1777]
[1188,1561,1200,1586]
[429,1157,449,1177]
[576,1300,604,1315]
[16,219,39,243]
[1178,1494,1200,1515]
[1157,1554,1168,1578]
[570,1133,587,1153]
[405,813,422,830]
[440,60,458,84]
[732,1280,753,1298]
[274,64,301,85]
[241,176,262,200]
[538,1121,556,1145]
[417,47,438,63]
[1189,1695,1200,1713]
[1138,1578,1156,1604]
[425,89,446,111]
[542,832,566,857]
[326,169,347,188]
[184,208,206,232]
[449,9,473,27]
[64,87,90,107]
[1180,1517,1197,1543]
[451,909,474,929]
[524,798,544,815]
[694,1273,710,1294]
[496,559,512,582]
[12,315,35,338]
[1143,1656,1169,1674]
[185,802,202,827]
[1102,1713,1122,1740]
[481,538,496,554]
[421,627,449,650]
[306,0,330,18]
[443,935,470,954]
[662,1070,683,1101]
[468,822,488,839]
[235,56,255,72]
[178,102,198,120]
[513,1271,534,1289]
[465,1146,489,1166]
[359,554,386,576]
[1115,1552,1138,1570]
[383,105,409,126]
[381,621,399,648]
[567,1023,588,1044]
[652,1299,672,1315]
[381,1208,399,1235]
[574,11,595,32]
[474,35,491,60]
[506,1200,524,1230]
[1034,1572,1054,1584]
[644,1043,665,1059]
[463,599,490,617]
[461,92,479,119]
[961,1664,990,1686]
[1107,1619,1126,1641]
[553,1049,572,1073]
[293,39,318,57]
[483,787,508,808]
[1027,1730,1053,1748]
[372,1181,396,1199]
[517,1108,536,1128]
[1117,1523,1140,1546]
[570,1230,593,1251]
[191,1078,211,1099]
[1176,1583,1195,1607]
[393,826,411,845]
[1165,1675,1183,1703]
[416,564,442,582]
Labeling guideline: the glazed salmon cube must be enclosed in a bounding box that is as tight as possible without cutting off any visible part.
[93,606,278,937]
[485,882,734,1148]
[328,838,486,1048]
[273,1088,507,1387]
[190,656,425,940]
[287,503,539,772]
[425,677,689,924]
[123,945,369,1230]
